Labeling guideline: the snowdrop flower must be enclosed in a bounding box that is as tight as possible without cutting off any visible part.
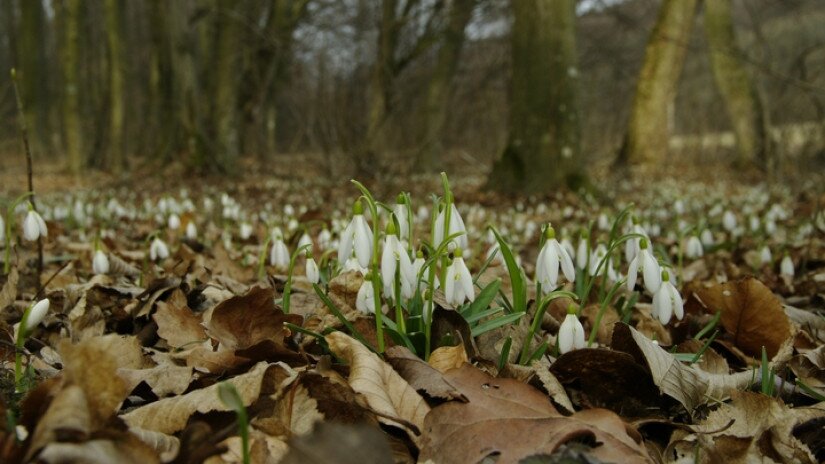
[0,214,5,242]
[92,249,110,275]
[535,226,575,290]
[780,254,794,277]
[445,249,474,307]
[652,270,683,325]
[684,235,703,259]
[433,202,468,252]
[624,221,647,264]
[149,237,170,261]
[22,207,48,242]
[306,255,320,284]
[380,222,413,299]
[403,252,427,298]
[674,200,685,215]
[722,210,737,232]
[759,245,772,265]
[356,277,377,314]
[24,298,49,331]
[168,213,181,230]
[560,237,575,261]
[576,232,589,270]
[338,201,373,269]
[298,232,313,250]
[597,213,610,231]
[589,243,608,277]
[700,229,715,247]
[393,194,409,241]
[749,215,760,232]
[318,228,332,250]
[186,222,198,240]
[239,222,253,240]
[558,306,585,354]
[765,219,776,235]
[269,234,290,270]
[626,238,661,294]
[343,256,368,275]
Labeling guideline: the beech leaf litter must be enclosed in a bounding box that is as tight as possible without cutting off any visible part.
[2,177,825,463]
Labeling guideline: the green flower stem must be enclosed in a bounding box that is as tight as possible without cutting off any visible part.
[14,302,34,392]
[393,265,406,334]
[256,235,272,281]
[351,181,385,353]
[518,290,578,365]
[282,244,312,314]
[587,279,625,347]
[440,172,453,290]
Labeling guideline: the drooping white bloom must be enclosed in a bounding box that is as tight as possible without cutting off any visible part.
[445,252,474,307]
[535,227,575,290]
[560,237,575,261]
[25,298,50,331]
[780,254,794,277]
[298,232,313,250]
[597,213,610,231]
[722,210,737,232]
[433,203,468,252]
[356,279,377,314]
[306,257,320,284]
[558,311,586,354]
[343,256,368,275]
[684,235,704,259]
[239,222,253,240]
[626,239,661,294]
[380,227,413,299]
[759,245,772,265]
[186,222,198,240]
[589,243,608,277]
[749,215,760,232]
[700,229,715,247]
[168,214,181,230]
[624,223,647,264]
[318,228,332,250]
[338,202,373,269]
[403,254,427,299]
[22,208,48,241]
[150,237,170,261]
[269,236,290,269]
[93,250,110,275]
[652,271,683,325]
[393,196,409,240]
[576,234,589,270]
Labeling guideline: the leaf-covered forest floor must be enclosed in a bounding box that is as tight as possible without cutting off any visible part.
[1,164,825,464]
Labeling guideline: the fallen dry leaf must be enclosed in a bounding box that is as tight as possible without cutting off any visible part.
[419,365,652,463]
[325,331,429,443]
[204,286,302,351]
[385,346,466,402]
[428,344,468,373]
[121,362,295,434]
[153,289,206,349]
[696,277,794,358]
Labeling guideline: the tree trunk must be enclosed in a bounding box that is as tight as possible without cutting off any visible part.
[420,0,475,171]
[18,0,49,153]
[62,0,83,176]
[104,0,125,173]
[489,0,582,193]
[210,0,242,172]
[618,0,698,166]
[704,0,773,173]
[148,0,176,161]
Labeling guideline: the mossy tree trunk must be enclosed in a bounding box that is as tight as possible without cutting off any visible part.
[704,0,773,173]
[618,0,698,166]
[18,0,50,153]
[210,0,242,172]
[420,0,475,172]
[104,0,125,173]
[62,0,83,176]
[490,0,581,193]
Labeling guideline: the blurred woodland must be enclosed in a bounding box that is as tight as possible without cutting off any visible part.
[1,0,825,190]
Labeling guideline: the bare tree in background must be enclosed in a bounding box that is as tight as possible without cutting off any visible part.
[420,0,476,171]
[17,0,50,153]
[489,0,581,193]
[618,0,698,166]
[104,0,125,173]
[61,0,84,176]
[704,0,773,173]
